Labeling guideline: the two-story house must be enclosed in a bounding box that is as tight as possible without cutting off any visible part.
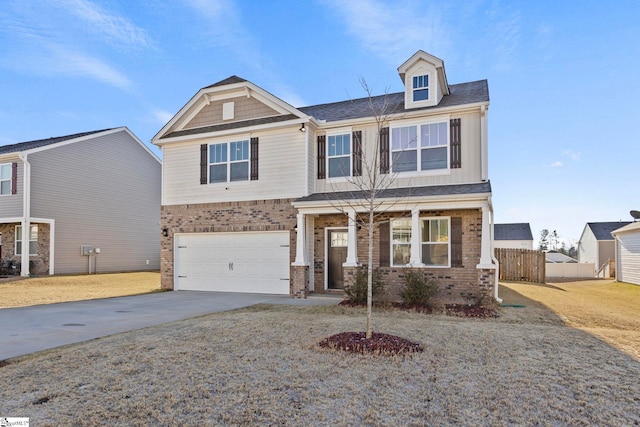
[0,127,161,276]
[153,50,498,303]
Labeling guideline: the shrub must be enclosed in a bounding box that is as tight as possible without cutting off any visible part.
[344,266,386,305]
[400,270,439,306]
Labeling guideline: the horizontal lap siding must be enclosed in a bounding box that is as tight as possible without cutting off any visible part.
[0,161,23,217]
[29,130,161,274]
[315,111,483,193]
[163,128,307,205]
[618,232,640,285]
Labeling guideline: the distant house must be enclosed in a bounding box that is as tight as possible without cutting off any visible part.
[0,127,161,276]
[494,223,533,250]
[546,251,577,263]
[611,222,640,285]
[578,222,632,272]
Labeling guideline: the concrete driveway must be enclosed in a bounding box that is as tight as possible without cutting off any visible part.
[0,291,340,361]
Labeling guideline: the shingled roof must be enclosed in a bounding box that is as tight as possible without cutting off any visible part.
[298,80,489,122]
[587,222,632,240]
[0,129,113,155]
[295,182,491,203]
[494,223,533,241]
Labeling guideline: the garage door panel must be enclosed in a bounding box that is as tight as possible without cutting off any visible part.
[175,232,290,294]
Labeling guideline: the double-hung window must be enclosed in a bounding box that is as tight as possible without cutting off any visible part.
[391,121,448,173]
[391,217,450,267]
[412,74,429,101]
[16,224,38,256]
[209,140,249,183]
[391,219,412,266]
[327,134,351,178]
[0,163,11,195]
[421,218,449,266]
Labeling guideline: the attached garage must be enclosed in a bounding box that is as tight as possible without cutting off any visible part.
[174,231,291,294]
[612,222,640,286]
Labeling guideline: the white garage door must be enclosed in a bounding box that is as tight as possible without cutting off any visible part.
[174,232,290,294]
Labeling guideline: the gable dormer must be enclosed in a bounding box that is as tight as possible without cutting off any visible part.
[398,50,450,109]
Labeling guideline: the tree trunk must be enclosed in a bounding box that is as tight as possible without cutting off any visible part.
[366,207,374,338]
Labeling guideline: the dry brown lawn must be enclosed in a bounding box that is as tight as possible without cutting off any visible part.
[1,280,639,425]
[0,272,161,308]
[500,279,640,360]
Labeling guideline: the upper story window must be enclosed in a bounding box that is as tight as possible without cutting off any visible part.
[391,121,448,173]
[412,74,429,101]
[16,224,38,256]
[0,163,11,195]
[327,134,351,178]
[209,140,249,183]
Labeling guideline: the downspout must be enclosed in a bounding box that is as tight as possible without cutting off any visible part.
[18,152,31,277]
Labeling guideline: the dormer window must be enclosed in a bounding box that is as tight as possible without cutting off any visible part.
[413,74,429,101]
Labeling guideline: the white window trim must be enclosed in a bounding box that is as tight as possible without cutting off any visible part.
[406,71,433,108]
[390,216,451,268]
[325,128,353,181]
[390,118,450,175]
[208,139,250,184]
[15,224,38,256]
[421,216,451,268]
[412,73,430,102]
[0,163,11,196]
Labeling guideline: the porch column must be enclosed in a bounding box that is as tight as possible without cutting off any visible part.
[477,205,495,269]
[20,219,30,277]
[344,210,358,266]
[293,212,308,266]
[410,209,423,266]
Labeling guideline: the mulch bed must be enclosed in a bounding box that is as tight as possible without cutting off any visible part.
[445,304,499,319]
[319,331,424,356]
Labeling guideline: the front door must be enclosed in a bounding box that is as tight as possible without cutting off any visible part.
[328,230,348,289]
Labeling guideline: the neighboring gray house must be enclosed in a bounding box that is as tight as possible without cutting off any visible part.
[493,223,533,249]
[612,222,640,286]
[578,222,631,272]
[0,127,161,276]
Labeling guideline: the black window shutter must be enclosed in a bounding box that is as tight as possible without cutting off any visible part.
[317,135,326,179]
[379,127,389,174]
[379,221,390,267]
[352,130,362,177]
[451,217,463,267]
[450,118,461,169]
[11,162,17,194]
[250,137,259,180]
[200,144,208,185]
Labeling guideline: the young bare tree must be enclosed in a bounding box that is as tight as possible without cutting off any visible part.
[325,78,406,338]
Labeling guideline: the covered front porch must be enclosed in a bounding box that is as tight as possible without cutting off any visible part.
[0,218,54,276]
[289,188,498,303]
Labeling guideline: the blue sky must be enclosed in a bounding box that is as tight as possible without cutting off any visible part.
[1,0,638,247]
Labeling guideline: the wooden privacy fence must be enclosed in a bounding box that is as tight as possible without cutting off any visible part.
[495,248,546,283]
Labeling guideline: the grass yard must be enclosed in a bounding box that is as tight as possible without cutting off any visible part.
[0,282,639,425]
[0,272,161,308]
[500,279,640,360]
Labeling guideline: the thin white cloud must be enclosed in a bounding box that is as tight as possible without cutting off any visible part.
[52,0,153,49]
[47,43,132,90]
[562,149,581,161]
[550,161,563,167]
[484,6,522,71]
[320,0,448,64]
[152,109,175,126]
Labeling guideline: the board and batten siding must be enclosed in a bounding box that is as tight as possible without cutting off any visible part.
[616,230,640,285]
[314,111,484,193]
[29,129,161,274]
[0,160,24,217]
[162,127,308,205]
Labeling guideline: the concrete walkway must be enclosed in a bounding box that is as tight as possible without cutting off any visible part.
[0,291,340,361]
